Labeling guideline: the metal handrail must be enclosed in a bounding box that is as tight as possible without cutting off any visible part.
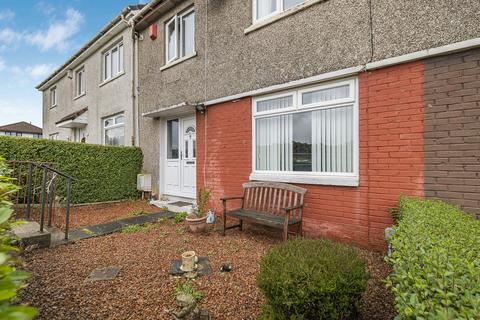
[24,162,74,240]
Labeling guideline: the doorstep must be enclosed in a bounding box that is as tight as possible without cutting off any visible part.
[150,197,195,214]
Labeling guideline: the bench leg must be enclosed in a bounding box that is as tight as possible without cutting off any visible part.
[240,219,243,231]
[222,215,226,236]
[283,224,288,241]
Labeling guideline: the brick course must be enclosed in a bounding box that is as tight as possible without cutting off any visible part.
[424,48,480,218]
[197,61,425,251]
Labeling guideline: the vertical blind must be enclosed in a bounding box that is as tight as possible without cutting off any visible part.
[255,82,355,174]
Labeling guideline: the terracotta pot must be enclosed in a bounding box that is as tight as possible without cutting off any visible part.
[186,214,208,233]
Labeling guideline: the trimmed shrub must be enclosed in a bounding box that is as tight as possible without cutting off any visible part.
[0,136,143,204]
[0,157,37,319]
[387,197,480,319]
[257,238,368,319]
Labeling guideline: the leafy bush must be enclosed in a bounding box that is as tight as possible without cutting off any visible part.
[0,136,143,204]
[0,157,37,319]
[387,197,480,319]
[257,238,368,319]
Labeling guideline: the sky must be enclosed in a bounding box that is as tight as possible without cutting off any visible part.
[0,0,147,127]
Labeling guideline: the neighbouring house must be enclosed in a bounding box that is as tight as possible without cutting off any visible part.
[0,122,42,138]
[133,0,480,250]
[36,5,144,145]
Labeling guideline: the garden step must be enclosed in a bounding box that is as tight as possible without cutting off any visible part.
[150,199,194,214]
[12,221,51,249]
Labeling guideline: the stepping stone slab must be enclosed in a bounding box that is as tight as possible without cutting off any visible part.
[86,266,120,282]
[170,257,212,277]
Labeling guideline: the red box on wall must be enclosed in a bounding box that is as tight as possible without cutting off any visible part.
[149,24,157,40]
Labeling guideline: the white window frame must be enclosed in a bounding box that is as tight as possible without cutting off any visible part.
[251,78,359,186]
[102,41,124,82]
[253,0,307,22]
[50,87,57,108]
[165,7,195,65]
[75,67,85,97]
[49,133,59,140]
[103,113,125,146]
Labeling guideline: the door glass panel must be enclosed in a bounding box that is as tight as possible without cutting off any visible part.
[185,140,189,159]
[167,119,179,159]
[193,140,196,158]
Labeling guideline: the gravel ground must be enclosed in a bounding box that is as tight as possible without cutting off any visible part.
[19,217,395,320]
[16,200,159,229]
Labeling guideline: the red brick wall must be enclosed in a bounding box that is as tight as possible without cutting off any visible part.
[196,98,253,212]
[197,61,425,251]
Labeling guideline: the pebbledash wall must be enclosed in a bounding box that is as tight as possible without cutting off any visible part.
[197,61,425,251]
[424,48,480,219]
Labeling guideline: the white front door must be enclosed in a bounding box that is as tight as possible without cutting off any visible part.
[164,116,196,198]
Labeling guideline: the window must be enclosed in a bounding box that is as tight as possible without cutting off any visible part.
[254,0,307,21]
[102,42,124,81]
[49,133,59,140]
[103,114,125,146]
[75,67,85,97]
[165,8,195,64]
[50,87,57,107]
[167,119,179,159]
[252,79,358,186]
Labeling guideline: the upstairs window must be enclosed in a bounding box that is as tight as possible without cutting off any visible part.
[254,0,306,21]
[165,8,195,64]
[50,87,57,108]
[75,67,85,97]
[103,42,124,82]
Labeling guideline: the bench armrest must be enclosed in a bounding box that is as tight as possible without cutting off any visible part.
[282,204,303,212]
[221,196,244,202]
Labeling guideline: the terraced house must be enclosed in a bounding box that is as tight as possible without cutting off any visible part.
[132,0,480,250]
[37,5,144,145]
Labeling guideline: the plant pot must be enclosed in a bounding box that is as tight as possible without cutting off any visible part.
[186,214,208,233]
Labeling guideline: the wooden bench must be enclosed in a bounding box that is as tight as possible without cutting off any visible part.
[221,182,307,241]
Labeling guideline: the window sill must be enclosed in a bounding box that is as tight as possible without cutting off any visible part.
[73,92,86,101]
[245,0,325,35]
[99,71,125,88]
[160,52,197,71]
[50,105,57,109]
[249,172,359,187]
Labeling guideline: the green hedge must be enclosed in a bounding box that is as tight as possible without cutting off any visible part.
[0,136,143,204]
[0,157,37,319]
[387,197,480,319]
[257,238,368,319]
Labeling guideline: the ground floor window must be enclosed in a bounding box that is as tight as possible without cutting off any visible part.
[103,114,125,146]
[252,78,358,186]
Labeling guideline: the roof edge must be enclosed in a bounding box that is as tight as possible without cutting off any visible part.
[36,5,144,91]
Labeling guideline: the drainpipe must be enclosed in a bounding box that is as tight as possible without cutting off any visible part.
[121,13,139,147]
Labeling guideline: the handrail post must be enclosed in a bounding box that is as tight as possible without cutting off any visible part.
[40,166,47,233]
[64,178,72,240]
[47,176,56,227]
[26,162,33,220]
